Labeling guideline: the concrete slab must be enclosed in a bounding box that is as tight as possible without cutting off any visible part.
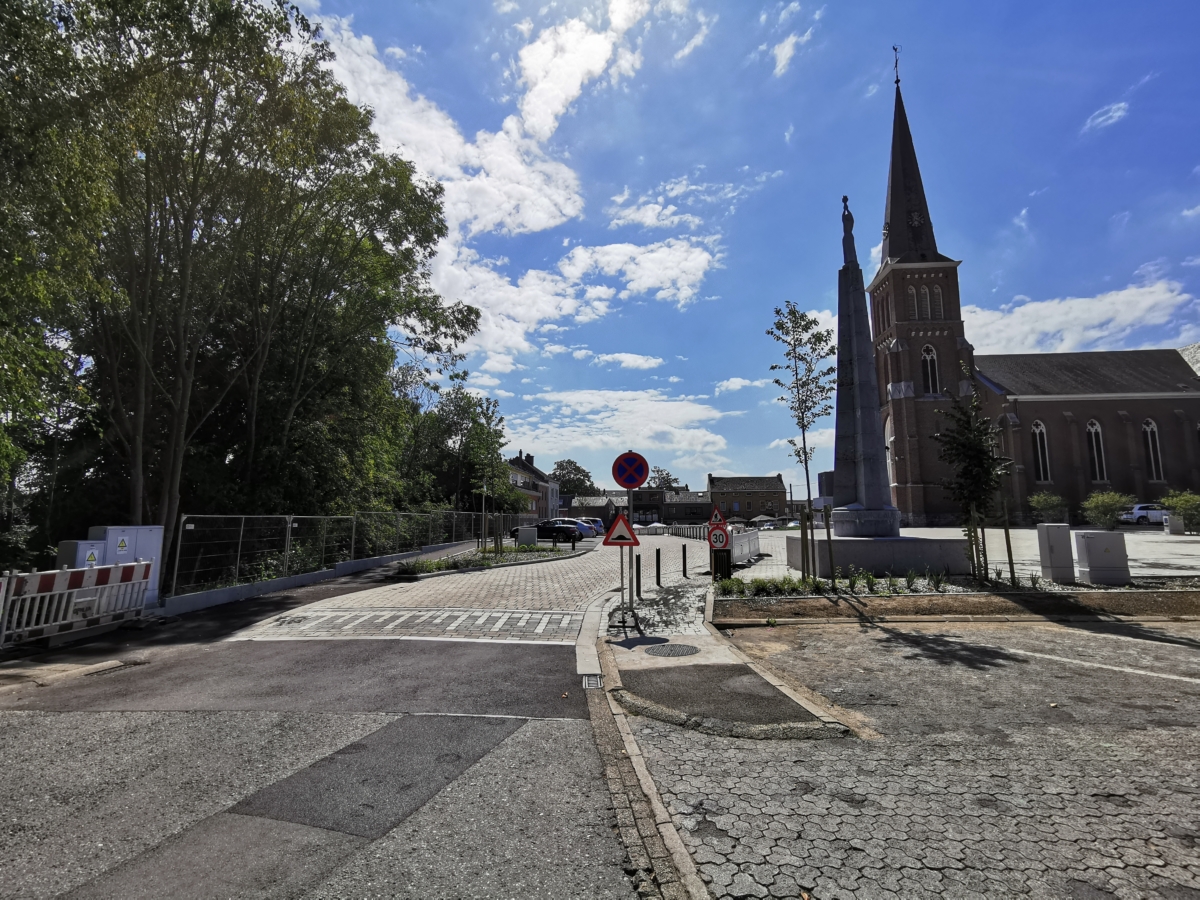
[62,813,363,900]
[792,533,971,577]
[232,714,522,839]
[619,663,816,725]
[608,633,741,671]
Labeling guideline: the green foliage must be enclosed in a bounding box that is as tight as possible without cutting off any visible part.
[886,573,899,594]
[864,571,877,593]
[1028,491,1067,512]
[648,466,679,490]
[932,373,1010,518]
[1081,491,1136,530]
[767,301,835,506]
[715,578,746,597]
[1162,490,1200,533]
[549,459,598,497]
[904,570,917,591]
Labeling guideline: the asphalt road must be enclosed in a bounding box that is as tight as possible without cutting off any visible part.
[0,603,636,899]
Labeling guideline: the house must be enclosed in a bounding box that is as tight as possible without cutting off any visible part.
[663,491,711,524]
[570,496,617,526]
[507,451,560,518]
[706,474,788,521]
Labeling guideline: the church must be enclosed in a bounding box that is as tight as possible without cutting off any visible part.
[866,83,1200,525]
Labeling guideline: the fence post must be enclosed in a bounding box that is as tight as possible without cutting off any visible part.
[429,515,434,548]
[234,516,245,584]
[350,513,357,561]
[636,554,642,598]
[170,514,187,600]
[682,544,688,578]
[320,517,327,570]
[656,548,661,586]
[283,515,293,577]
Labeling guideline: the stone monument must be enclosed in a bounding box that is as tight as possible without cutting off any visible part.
[830,197,902,538]
[785,198,968,577]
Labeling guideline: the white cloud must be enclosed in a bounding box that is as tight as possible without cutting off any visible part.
[963,280,1194,354]
[515,18,534,37]
[1082,101,1128,132]
[1183,205,1200,219]
[494,389,516,397]
[592,352,665,369]
[715,377,770,394]
[1182,256,1200,267]
[674,10,714,60]
[771,28,811,77]
[506,388,729,467]
[768,427,835,450]
[542,343,570,355]
[573,349,593,359]
[864,83,878,99]
[784,123,794,145]
[1013,207,1029,231]
[607,199,704,230]
[608,171,780,231]
[668,376,682,383]
[559,238,720,306]
[869,240,882,271]
[470,373,502,386]
[1135,258,1169,282]
[495,0,519,11]
[778,2,800,24]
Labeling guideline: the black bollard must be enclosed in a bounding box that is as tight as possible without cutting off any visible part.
[655,548,661,586]
[571,534,576,551]
[635,554,642,599]
[682,544,688,578]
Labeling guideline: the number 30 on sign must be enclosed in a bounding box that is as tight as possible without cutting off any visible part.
[708,526,729,550]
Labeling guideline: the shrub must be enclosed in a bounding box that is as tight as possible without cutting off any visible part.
[904,570,918,592]
[1028,491,1068,522]
[1081,490,1136,530]
[716,578,745,597]
[1162,490,1200,533]
[864,572,877,593]
[749,578,777,597]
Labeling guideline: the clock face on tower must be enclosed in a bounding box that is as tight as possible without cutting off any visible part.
[907,210,925,227]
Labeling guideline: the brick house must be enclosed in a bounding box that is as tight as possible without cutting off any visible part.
[706,474,788,521]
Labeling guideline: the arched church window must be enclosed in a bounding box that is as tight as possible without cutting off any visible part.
[1086,420,1107,482]
[933,285,944,320]
[1031,421,1051,482]
[921,345,939,395]
[906,285,917,320]
[919,285,931,320]
[1143,419,1164,481]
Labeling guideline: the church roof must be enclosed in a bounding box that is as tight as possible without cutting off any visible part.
[707,474,786,492]
[975,350,1200,396]
[880,85,954,266]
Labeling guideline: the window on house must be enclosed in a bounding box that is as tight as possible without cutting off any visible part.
[1031,421,1051,482]
[766,500,774,510]
[747,501,753,512]
[720,501,726,511]
[906,285,917,320]
[1086,420,1107,482]
[933,285,944,319]
[1143,419,1164,481]
[919,284,931,320]
[733,502,740,512]
[921,345,939,396]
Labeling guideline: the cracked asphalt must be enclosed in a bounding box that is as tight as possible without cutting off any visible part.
[630,619,1200,899]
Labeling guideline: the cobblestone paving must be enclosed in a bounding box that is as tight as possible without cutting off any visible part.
[630,621,1200,898]
[231,536,710,642]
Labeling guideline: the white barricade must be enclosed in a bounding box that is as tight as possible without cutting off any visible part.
[1,561,152,649]
[667,525,709,541]
[731,529,760,565]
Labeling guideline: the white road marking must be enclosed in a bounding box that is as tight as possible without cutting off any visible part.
[491,613,511,632]
[297,615,333,631]
[342,615,374,630]
[445,613,470,631]
[1002,647,1200,683]
[517,614,531,628]
[474,612,492,626]
[535,614,551,634]
[383,612,414,630]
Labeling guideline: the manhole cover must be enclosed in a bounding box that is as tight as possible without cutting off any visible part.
[644,643,700,657]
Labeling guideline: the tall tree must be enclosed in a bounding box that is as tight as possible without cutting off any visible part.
[648,466,679,490]
[549,459,598,496]
[767,301,836,512]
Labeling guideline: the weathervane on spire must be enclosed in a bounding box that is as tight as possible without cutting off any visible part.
[893,44,901,85]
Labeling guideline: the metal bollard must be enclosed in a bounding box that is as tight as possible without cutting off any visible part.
[682,544,688,578]
[571,534,576,551]
[655,548,661,586]
[635,554,642,599]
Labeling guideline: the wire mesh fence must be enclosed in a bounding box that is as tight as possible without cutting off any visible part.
[170,510,537,598]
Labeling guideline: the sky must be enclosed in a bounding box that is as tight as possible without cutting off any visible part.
[300,0,1200,496]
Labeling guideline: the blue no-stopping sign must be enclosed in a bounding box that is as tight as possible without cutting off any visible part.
[612,452,649,489]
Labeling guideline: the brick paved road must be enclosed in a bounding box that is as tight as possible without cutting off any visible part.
[630,620,1200,899]
[231,535,710,642]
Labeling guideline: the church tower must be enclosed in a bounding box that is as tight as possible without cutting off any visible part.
[866,83,974,525]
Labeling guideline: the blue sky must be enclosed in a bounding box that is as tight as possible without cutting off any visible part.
[303,0,1200,494]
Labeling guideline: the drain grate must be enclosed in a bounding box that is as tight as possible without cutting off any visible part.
[582,674,603,690]
[644,643,700,657]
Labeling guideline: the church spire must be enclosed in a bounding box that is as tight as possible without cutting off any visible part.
[881,84,949,265]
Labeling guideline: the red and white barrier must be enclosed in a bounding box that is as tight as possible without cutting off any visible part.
[1,561,152,649]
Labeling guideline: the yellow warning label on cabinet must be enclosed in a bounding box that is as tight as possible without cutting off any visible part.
[86,550,98,563]
[117,538,128,551]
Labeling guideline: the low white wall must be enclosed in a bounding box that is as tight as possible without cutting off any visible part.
[788,534,970,577]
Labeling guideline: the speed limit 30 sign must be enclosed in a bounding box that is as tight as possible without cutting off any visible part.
[707,526,730,550]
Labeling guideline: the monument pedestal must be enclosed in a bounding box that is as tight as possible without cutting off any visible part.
[832,506,901,537]
[788,534,970,578]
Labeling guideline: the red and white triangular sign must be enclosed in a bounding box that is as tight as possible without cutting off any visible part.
[603,513,640,547]
[708,506,726,527]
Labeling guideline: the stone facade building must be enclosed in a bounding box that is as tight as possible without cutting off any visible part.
[507,452,559,518]
[706,474,788,521]
[664,491,711,524]
[867,84,1200,525]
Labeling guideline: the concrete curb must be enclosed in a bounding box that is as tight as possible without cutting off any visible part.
[713,614,1200,627]
[611,688,846,740]
[575,592,612,676]
[403,547,593,581]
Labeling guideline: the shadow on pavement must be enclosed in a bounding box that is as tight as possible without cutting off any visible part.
[868,625,1029,671]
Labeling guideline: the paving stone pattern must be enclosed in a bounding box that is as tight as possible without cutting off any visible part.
[233,536,709,642]
[629,621,1200,899]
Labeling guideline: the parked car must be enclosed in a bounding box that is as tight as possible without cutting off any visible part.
[562,518,596,537]
[509,519,584,541]
[1118,503,1167,525]
[581,517,605,534]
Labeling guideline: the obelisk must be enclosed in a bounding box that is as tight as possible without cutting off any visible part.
[830,196,901,537]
